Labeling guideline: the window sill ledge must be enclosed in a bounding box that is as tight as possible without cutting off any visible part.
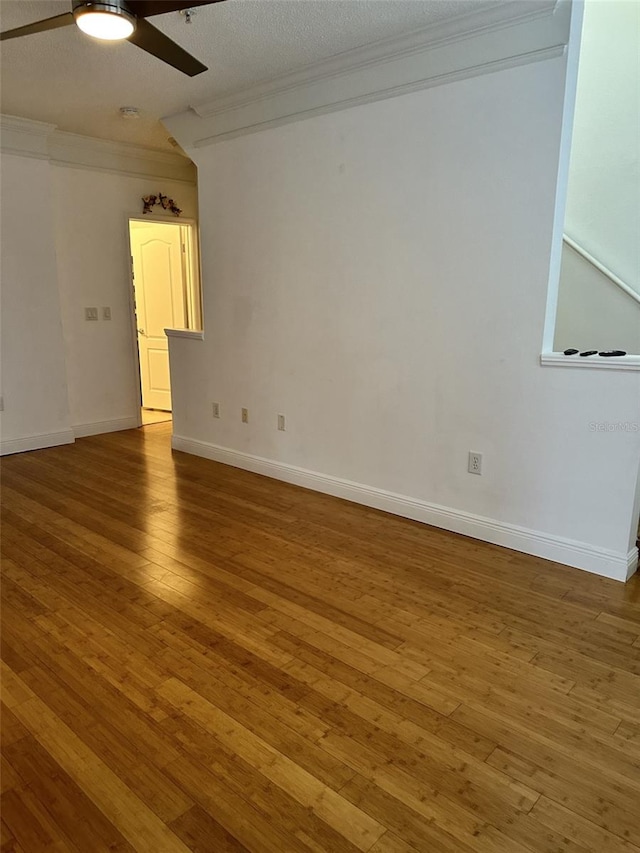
[165,328,204,341]
[540,352,640,371]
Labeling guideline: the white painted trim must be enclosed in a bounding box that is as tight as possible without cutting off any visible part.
[0,114,56,158]
[126,218,145,424]
[0,429,75,456]
[0,114,196,183]
[163,0,570,150]
[193,0,560,120]
[129,215,198,226]
[73,417,139,438]
[541,0,584,352]
[165,328,204,340]
[0,115,56,136]
[199,47,566,148]
[625,549,639,582]
[50,131,189,167]
[172,435,636,583]
[49,131,196,184]
[563,235,640,305]
[48,158,197,185]
[0,146,51,162]
[540,353,640,370]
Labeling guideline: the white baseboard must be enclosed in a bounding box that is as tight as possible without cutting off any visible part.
[172,434,637,583]
[0,429,75,456]
[625,548,639,582]
[73,417,139,438]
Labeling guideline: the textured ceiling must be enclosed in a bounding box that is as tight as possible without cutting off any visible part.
[1,0,499,152]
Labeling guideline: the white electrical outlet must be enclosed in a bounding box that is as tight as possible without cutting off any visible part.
[212,402,220,418]
[102,307,112,320]
[277,413,286,431]
[468,451,483,475]
[241,407,249,424]
[85,307,99,321]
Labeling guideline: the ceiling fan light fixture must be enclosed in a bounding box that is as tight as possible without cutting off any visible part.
[73,2,136,41]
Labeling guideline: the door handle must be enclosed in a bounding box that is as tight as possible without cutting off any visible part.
[138,328,146,336]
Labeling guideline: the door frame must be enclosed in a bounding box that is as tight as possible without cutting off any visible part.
[125,214,201,426]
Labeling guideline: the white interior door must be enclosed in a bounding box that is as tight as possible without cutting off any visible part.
[130,221,186,411]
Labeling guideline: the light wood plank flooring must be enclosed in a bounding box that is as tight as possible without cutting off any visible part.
[141,409,172,426]
[1,423,639,853]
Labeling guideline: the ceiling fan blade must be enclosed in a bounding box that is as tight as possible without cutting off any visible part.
[127,17,207,76]
[0,12,74,42]
[126,0,224,18]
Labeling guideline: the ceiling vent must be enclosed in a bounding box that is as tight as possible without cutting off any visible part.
[120,106,141,119]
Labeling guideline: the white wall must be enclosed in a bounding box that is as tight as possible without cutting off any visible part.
[51,167,197,431]
[0,118,198,449]
[564,0,639,289]
[555,0,640,352]
[168,51,640,581]
[555,243,640,353]
[0,153,73,452]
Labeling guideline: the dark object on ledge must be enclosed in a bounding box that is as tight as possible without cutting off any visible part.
[563,348,579,355]
[579,351,598,357]
[599,350,627,357]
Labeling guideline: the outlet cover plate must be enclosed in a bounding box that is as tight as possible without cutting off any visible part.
[468,451,483,475]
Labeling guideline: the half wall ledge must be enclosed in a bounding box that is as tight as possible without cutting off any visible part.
[165,328,204,340]
[540,352,640,371]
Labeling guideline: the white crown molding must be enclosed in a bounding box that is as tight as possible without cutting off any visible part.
[0,114,56,135]
[0,114,57,159]
[1,115,196,183]
[198,45,566,148]
[163,0,570,152]
[49,131,197,183]
[0,429,75,456]
[172,434,636,583]
[194,0,559,120]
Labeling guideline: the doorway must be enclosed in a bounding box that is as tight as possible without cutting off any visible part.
[128,218,201,424]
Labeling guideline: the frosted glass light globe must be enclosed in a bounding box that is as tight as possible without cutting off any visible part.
[75,9,135,41]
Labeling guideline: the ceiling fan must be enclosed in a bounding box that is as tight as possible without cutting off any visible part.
[0,0,226,76]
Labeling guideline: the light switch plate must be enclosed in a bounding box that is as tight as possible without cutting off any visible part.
[85,307,99,321]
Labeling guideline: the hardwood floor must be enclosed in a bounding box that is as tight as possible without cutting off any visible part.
[1,422,639,853]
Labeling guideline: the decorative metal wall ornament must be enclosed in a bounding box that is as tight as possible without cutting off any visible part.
[142,193,182,217]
